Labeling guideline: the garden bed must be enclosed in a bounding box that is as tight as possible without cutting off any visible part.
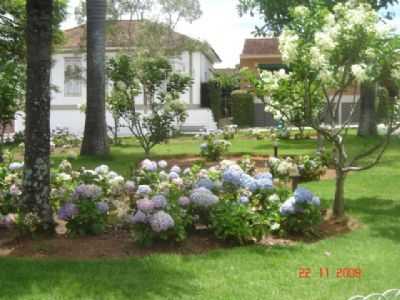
[0,214,359,260]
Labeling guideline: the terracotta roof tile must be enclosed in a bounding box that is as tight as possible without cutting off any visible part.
[61,20,221,63]
[241,38,280,56]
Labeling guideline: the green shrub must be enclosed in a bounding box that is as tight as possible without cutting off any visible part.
[201,82,222,122]
[210,201,269,244]
[231,91,254,127]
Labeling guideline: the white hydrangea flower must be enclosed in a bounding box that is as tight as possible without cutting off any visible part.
[95,164,110,175]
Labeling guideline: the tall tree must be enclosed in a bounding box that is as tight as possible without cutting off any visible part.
[238,0,398,137]
[22,0,54,232]
[80,0,109,156]
[238,0,398,36]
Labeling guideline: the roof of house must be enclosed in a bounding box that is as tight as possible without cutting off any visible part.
[61,20,221,63]
[241,38,280,57]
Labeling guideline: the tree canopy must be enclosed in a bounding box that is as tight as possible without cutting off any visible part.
[238,0,399,35]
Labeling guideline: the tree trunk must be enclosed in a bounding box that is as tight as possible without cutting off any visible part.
[22,0,54,232]
[81,0,109,156]
[357,82,377,137]
[333,168,346,218]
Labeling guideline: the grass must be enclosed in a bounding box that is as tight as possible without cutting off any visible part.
[1,133,400,300]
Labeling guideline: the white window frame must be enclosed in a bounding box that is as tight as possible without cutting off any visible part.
[64,57,82,97]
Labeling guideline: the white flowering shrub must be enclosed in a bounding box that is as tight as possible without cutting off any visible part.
[247,1,400,217]
[51,127,81,149]
[268,155,327,182]
[222,124,238,140]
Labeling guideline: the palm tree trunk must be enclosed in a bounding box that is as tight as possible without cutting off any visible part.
[358,82,377,136]
[22,0,54,232]
[81,0,109,156]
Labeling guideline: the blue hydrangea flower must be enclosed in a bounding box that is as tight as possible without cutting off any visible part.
[151,194,168,209]
[311,196,321,206]
[255,172,273,180]
[239,173,258,192]
[58,203,78,220]
[294,187,314,204]
[239,196,250,204]
[149,211,175,232]
[168,171,180,180]
[279,197,296,216]
[223,167,243,186]
[190,187,219,207]
[256,177,273,190]
[136,198,155,213]
[137,185,152,195]
[195,177,215,190]
[129,210,147,224]
[96,202,109,214]
[170,165,181,174]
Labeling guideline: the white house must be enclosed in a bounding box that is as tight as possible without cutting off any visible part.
[16,20,221,135]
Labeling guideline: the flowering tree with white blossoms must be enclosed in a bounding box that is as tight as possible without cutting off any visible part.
[249,1,400,218]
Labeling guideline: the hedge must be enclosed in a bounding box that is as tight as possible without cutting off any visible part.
[231,90,254,127]
[201,82,222,122]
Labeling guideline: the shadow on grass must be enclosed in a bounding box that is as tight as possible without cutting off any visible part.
[347,197,400,243]
[0,257,198,300]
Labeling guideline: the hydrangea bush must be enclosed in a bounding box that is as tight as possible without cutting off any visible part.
[268,155,327,182]
[196,130,231,161]
[0,154,322,244]
[51,127,82,149]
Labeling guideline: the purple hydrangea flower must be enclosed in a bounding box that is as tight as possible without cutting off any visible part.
[73,184,102,200]
[279,197,296,216]
[129,210,148,224]
[9,184,21,197]
[151,194,168,209]
[149,211,175,232]
[96,202,109,214]
[9,162,24,171]
[170,165,181,174]
[178,196,191,207]
[136,198,155,213]
[58,203,79,220]
[137,185,152,195]
[141,159,158,172]
[294,187,314,204]
[195,177,215,190]
[125,181,136,195]
[190,187,219,208]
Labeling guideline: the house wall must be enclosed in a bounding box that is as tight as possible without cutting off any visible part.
[15,50,218,135]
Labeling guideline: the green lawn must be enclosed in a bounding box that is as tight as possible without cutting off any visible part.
[1,134,400,300]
